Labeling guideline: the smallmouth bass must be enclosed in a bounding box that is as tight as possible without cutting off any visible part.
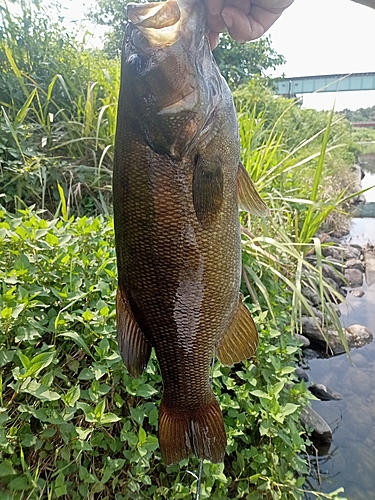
[113,0,268,465]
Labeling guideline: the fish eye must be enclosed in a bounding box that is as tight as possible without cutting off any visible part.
[127,53,147,75]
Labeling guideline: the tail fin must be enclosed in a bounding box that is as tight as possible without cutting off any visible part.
[158,396,226,465]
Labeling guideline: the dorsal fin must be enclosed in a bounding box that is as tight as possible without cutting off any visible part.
[237,162,269,216]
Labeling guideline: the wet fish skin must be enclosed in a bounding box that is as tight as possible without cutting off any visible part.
[113,0,267,465]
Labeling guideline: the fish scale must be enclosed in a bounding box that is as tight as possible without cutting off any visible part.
[113,0,268,464]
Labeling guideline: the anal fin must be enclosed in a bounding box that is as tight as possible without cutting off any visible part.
[116,288,151,378]
[217,297,258,366]
[237,162,269,216]
[158,395,226,465]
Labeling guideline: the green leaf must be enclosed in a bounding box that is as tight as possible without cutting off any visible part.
[23,380,61,401]
[0,460,16,477]
[57,182,68,221]
[0,350,15,368]
[136,384,158,398]
[250,390,272,400]
[94,400,105,419]
[19,351,55,378]
[62,386,80,407]
[58,332,92,358]
[280,403,299,417]
[100,413,120,425]
[138,427,147,446]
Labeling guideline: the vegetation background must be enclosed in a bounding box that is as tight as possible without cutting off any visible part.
[0,0,366,498]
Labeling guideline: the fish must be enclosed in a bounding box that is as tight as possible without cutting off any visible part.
[112,0,269,465]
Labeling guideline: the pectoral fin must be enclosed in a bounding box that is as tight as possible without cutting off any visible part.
[237,162,269,216]
[193,155,223,224]
[116,288,151,378]
[216,298,258,365]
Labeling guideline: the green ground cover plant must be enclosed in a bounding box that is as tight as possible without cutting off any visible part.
[0,206,315,499]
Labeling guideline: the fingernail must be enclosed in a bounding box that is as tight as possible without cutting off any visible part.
[222,13,233,29]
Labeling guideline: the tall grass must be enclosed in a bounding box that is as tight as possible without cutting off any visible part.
[237,99,358,350]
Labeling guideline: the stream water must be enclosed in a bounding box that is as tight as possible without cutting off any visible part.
[305,155,375,500]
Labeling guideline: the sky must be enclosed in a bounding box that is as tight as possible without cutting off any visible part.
[267,0,375,111]
[57,0,375,112]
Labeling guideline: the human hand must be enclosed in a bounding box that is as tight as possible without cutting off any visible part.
[205,0,294,48]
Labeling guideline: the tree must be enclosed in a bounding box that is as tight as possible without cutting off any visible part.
[213,33,285,87]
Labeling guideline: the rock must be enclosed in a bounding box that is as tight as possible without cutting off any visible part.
[345,325,373,348]
[300,407,332,442]
[301,323,373,355]
[303,349,319,360]
[325,257,344,272]
[345,258,365,272]
[322,263,344,286]
[305,306,323,320]
[295,334,310,347]
[325,277,342,294]
[295,367,309,382]
[322,246,341,260]
[340,244,362,261]
[344,268,363,287]
[301,287,321,307]
[301,316,322,335]
[350,289,365,298]
[364,247,375,286]
[309,383,342,401]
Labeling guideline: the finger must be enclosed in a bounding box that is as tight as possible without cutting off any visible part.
[205,0,225,16]
[220,6,261,42]
[205,0,227,33]
[250,5,284,34]
[221,5,281,42]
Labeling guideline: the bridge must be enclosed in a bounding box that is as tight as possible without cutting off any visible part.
[275,72,375,97]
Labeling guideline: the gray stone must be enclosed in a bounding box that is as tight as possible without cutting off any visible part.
[301,287,321,307]
[301,315,322,335]
[346,324,373,348]
[300,407,332,442]
[325,277,342,294]
[322,263,345,286]
[340,244,362,261]
[350,289,365,298]
[295,334,310,347]
[344,268,364,287]
[303,349,318,360]
[325,257,344,271]
[309,383,342,401]
[345,258,365,272]
[301,303,323,320]
[295,367,309,382]
[322,246,341,260]
[300,323,373,355]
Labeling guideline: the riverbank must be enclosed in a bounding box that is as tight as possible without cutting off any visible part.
[298,154,375,499]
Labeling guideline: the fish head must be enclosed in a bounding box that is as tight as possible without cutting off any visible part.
[122,0,222,159]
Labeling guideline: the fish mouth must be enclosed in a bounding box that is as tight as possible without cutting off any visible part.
[127,0,183,48]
